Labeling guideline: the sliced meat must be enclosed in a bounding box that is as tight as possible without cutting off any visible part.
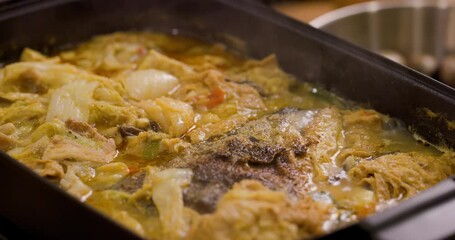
[65,119,108,142]
[43,135,116,163]
[42,120,117,163]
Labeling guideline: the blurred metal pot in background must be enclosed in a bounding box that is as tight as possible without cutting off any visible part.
[311,0,455,87]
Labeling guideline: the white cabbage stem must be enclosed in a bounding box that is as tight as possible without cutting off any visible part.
[123,69,179,100]
[46,81,98,122]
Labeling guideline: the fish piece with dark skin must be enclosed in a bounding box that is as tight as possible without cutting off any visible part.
[112,108,345,214]
[167,108,320,213]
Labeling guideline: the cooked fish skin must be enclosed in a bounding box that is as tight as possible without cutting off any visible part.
[112,108,345,214]
[167,108,319,213]
[112,171,146,194]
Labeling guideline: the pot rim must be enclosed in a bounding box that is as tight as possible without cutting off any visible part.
[310,0,455,28]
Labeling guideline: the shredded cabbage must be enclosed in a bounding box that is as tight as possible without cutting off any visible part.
[122,69,179,100]
[151,168,193,240]
[138,50,194,78]
[60,165,93,201]
[92,162,129,189]
[46,81,98,122]
[139,97,195,137]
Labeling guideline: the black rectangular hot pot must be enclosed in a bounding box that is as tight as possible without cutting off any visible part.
[0,0,454,239]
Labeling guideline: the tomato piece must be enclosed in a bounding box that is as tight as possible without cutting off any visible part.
[206,86,225,108]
